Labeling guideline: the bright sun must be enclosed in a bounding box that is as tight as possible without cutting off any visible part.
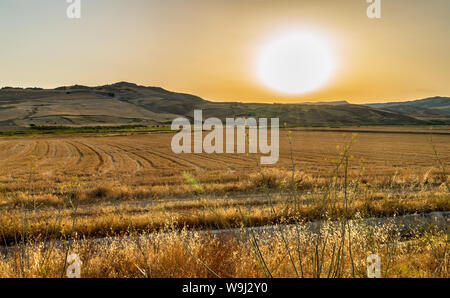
[256,30,335,94]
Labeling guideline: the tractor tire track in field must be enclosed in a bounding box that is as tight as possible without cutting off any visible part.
[64,141,84,165]
[60,140,85,174]
[185,152,235,170]
[44,140,50,157]
[108,143,155,169]
[34,140,51,167]
[150,149,206,170]
[124,144,185,169]
[96,144,118,170]
[100,144,138,173]
[16,141,38,162]
[51,141,59,158]
[70,140,105,174]
[106,144,146,171]
[84,142,117,174]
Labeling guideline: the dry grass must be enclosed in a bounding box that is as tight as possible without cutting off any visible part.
[0,128,448,278]
[0,223,447,278]
[0,187,448,245]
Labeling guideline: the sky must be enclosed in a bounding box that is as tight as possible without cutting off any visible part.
[0,0,449,103]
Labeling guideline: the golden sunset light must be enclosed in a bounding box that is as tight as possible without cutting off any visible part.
[256,29,336,94]
[1,0,449,103]
[0,0,448,282]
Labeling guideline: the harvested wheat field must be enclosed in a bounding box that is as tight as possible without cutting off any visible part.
[0,127,448,278]
[0,128,449,192]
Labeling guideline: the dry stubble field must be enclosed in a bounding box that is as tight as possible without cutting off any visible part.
[0,127,448,277]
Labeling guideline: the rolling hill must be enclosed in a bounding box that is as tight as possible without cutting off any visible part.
[0,82,448,128]
[366,97,450,122]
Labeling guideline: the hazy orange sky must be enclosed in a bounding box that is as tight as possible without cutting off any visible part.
[1,0,449,103]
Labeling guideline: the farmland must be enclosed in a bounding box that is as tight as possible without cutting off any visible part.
[1,127,449,192]
[0,127,448,277]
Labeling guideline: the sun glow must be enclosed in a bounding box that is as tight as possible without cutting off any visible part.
[256,30,336,94]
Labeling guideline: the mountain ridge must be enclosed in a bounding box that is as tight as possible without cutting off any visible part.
[365,96,450,121]
[0,82,448,128]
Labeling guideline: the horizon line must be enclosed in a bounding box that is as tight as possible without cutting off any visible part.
[0,81,448,105]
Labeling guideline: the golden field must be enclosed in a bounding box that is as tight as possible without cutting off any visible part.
[0,127,448,278]
[1,127,449,195]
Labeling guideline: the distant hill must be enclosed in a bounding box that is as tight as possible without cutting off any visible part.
[301,100,349,106]
[0,83,448,128]
[367,96,450,110]
[366,97,450,122]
